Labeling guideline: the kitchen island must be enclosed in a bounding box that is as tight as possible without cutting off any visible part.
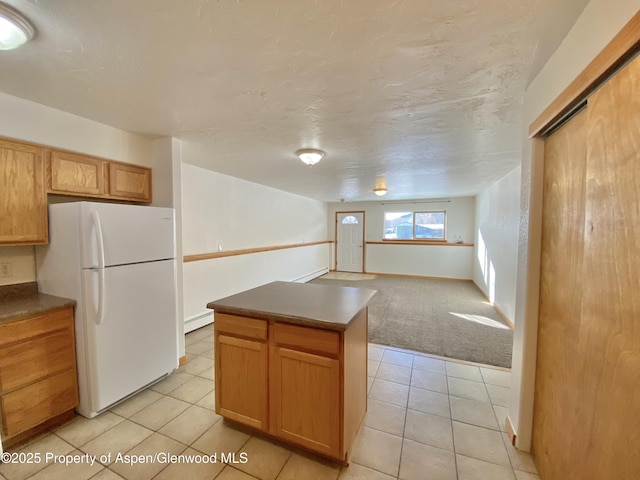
[207,281,376,463]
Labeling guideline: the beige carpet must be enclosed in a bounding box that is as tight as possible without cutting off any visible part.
[310,274,513,368]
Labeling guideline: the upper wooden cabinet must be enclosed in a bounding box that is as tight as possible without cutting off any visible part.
[49,150,106,196]
[0,135,152,246]
[47,149,152,203]
[108,162,152,202]
[0,139,48,245]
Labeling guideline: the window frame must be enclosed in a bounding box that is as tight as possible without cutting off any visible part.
[383,210,447,242]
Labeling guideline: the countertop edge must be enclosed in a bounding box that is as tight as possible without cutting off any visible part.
[0,295,76,326]
[206,281,377,332]
[208,304,371,332]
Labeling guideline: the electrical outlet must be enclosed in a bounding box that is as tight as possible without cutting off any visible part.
[217,243,223,252]
[0,261,12,278]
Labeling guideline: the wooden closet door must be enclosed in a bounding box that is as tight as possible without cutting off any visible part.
[534,108,588,479]
[578,52,640,479]
[534,53,640,479]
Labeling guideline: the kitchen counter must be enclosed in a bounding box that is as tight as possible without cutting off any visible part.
[207,280,377,331]
[208,280,375,463]
[0,282,78,448]
[0,282,76,325]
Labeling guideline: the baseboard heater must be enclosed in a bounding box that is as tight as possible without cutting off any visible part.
[291,267,329,283]
[185,311,213,333]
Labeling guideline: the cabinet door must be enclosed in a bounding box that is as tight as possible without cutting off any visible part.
[49,150,106,196]
[0,139,47,244]
[108,162,151,202]
[215,334,268,430]
[270,346,340,458]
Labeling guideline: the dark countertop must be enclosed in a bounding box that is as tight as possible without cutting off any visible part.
[0,282,76,325]
[207,281,377,331]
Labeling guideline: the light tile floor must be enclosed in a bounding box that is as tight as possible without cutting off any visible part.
[0,325,540,480]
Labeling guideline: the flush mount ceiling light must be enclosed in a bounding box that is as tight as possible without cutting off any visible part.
[296,148,324,166]
[0,2,35,50]
[373,187,388,197]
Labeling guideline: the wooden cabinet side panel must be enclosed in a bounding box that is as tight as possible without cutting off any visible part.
[0,139,47,244]
[342,308,368,459]
[49,151,106,195]
[108,162,152,202]
[1,369,78,438]
[270,346,340,458]
[215,334,267,430]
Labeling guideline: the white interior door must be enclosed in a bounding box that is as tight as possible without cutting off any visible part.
[336,212,364,272]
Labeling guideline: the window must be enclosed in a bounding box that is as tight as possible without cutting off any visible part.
[341,215,359,224]
[383,211,446,240]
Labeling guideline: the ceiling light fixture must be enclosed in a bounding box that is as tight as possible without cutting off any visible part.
[296,148,324,166]
[373,187,388,197]
[0,2,35,50]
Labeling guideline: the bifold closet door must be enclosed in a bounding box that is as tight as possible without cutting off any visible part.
[534,53,640,479]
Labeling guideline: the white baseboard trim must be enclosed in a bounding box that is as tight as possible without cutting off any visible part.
[290,267,329,283]
[185,311,213,333]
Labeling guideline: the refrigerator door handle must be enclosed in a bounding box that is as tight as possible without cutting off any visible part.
[92,210,106,269]
[96,268,106,325]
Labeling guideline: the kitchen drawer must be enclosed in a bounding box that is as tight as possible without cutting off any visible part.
[0,328,75,394]
[215,313,267,340]
[0,307,73,348]
[273,322,340,357]
[1,369,78,438]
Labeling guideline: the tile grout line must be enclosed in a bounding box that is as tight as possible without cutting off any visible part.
[447,370,461,480]
[394,358,414,479]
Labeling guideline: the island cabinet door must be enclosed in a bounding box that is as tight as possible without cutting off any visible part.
[270,346,341,459]
[215,334,268,431]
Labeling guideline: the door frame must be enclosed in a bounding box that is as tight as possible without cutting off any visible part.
[514,11,640,452]
[334,211,365,272]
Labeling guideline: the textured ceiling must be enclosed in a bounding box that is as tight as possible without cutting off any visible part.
[0,0,588,202]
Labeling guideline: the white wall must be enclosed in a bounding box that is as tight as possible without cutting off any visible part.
[181,163,330,327]
[474,167,521,323]
[0,92,155,286]
[151,137,186,357]
[512,0,639,451]
[0,246,35,287]
[327,197,476,279]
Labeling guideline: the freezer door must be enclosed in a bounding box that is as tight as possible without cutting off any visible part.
[82,259,178,414]
[80,202,175,268]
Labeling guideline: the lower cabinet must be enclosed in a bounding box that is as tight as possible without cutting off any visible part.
[216,334,268,430]
[0,307,79,446]
[270,347,340,458]
[214,311,367,463]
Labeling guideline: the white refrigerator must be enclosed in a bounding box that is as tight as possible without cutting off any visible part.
[36,201,179,418]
